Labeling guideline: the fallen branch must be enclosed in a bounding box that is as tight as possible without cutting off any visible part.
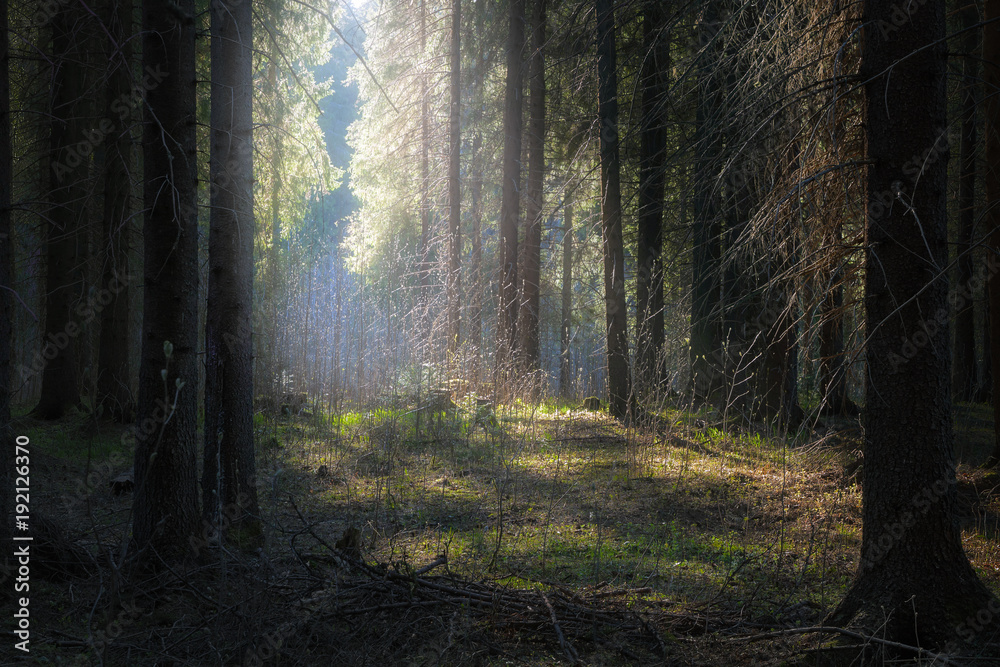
[733,626,959,665]
[541,590,579,665]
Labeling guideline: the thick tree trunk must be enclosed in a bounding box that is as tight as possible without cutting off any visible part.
[0,0,12,543]
[636,0,668,395]
[497,0,524,389]
[131,0,201,566]
[560,198,573,398]
[955,0,979,403]
[447,0,462,359]
[97,0,134,423]
[203,0,262,546]
[518,0,545,374]
[34,3,88,419]
[596,0,631,420]
[828,0,997,650]
[690,5,722,404]
[988,0,1000,463]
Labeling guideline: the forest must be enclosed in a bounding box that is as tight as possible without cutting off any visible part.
[1,0,1000,664]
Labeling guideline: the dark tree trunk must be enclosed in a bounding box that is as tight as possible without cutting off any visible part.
[596,0,631,420]
[34,2,88,419]
[497,0,524,387]
[828,0,997,649]
[131,0,201,566]
[518,0,545,374]
[203,0,261,546]
[447,0,462,358]
[560,197,573,398]
[988,0,1000,463]
[954,1,979,403]
[0,0,13,543]
[96,0,134,423]
[818,229,858,416]
[690,5,722,404]
[636,0,668,394]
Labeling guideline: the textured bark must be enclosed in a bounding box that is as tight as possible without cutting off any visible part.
[97,0,134,423]
[828,0,997,648]
[560,198,573,398]
[689,5,722,404]
[955,0,979,403]
[988,0,1000,463]
[497,0,524,386]
[0,0,12,543]
[636,0,668,393]
[131,0,201,566]
[447,0,462,358]
[596,0,631,420]
[518,0,545,373]
[33,3,87,419]
[203,0,261,544]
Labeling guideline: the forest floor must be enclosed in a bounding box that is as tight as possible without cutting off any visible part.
[4,396,1000,665]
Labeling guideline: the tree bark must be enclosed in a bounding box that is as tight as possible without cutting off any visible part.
[818,226,858,416]
[420,0,432,351]
[96,0,134,423]
[518,0,546,374]
[0,0,13,543]
[690,4,723,404]
[447,0,462,359]
[469,0,485,383]
[596,0,631,420]
[955,0,979,403]
[636,0,668,395]
[828,0,997,649]
[131,0,201,566]
[497,0,524,389]
[33,2,88,419]
[560,197,573,398]
[988,0,1000,463]
[204,0,262,546]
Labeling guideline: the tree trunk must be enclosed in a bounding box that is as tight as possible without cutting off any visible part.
[560,197,573,398]
[0,0,13,543]
[203,0,262,546]
[131,0,201,566]
[955,1,979,403]
[596,0,631,420]
[690,5,722,404]
[497,0,524,388]
[518,0,545,374]
[988,0,1000,463]
[636,0,668,395]
[33,2,88,419]
[469,0,485,383]
[828,0,997,649]
[96,0,134,423]
[420,0,432,351]
[818,229,858,416]
[447,0,462,359]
